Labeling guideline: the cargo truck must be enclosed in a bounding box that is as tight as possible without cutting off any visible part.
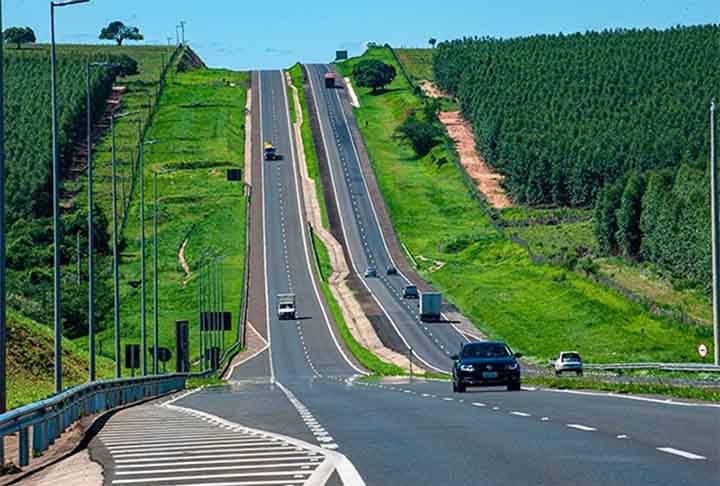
[419,292,442,321]
[324,72,337,88]
[277,293,296,320]
[264,141,281,161]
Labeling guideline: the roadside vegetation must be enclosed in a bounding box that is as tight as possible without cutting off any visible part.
[94,67,249,374]
[337,47,713,365]
[397,41,716,342]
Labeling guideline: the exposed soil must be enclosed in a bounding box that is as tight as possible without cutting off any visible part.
[420,80,448,98]
[420,80,512,209]
[178,235,191,286]
[439,110,513,209]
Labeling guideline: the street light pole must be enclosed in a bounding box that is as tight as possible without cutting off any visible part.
[0,0,7,416]
[711,99,719,366]
[139,141,147,376]
[111,112,121,378]
[85,62,95,382]
[199,263,204,371]
[180,21,186,45]
[153,171,159,374]
[50,0,90,394]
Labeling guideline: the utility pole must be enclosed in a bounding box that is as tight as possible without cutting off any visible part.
[175,24,180,46]
[139,140,147,376]
[0,0,7,418]
[711,99,719,366]
[180,21,186,45]
[153,171,159,374]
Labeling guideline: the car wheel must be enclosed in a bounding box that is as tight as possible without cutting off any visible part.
[507,382,521,391]
[455,382,466,393]
[452,381,458,393]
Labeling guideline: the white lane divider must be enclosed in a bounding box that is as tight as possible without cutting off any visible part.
[275,381,342,452]
[566,424,597,432]
[656,447,707,460]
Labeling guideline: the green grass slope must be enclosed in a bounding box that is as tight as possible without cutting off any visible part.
[337,47,712,364]
[8,311,114,410]
[91,67,249,372]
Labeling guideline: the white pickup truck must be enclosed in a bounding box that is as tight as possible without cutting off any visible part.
[277,293,296,320]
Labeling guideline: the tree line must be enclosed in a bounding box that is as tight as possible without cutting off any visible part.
[433,25,718,289]
[433,25,718,207]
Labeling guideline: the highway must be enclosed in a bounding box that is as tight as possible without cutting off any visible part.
[305,63,467,374]
[86,69,718,485]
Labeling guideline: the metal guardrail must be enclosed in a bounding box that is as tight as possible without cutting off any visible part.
[583,363,720,373]
[0,373,187,468]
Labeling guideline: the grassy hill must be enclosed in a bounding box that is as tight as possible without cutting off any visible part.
[337,47,713,364]
[7,311,114,410]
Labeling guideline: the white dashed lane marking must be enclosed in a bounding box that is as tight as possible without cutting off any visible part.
[656,447,707,460]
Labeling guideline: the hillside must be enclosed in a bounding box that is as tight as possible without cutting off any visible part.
[7,310,114,409]
[337,47,713,364]
[433,25,718,207]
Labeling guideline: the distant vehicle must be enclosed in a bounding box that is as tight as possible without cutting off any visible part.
[552,351,583,376]
[419,292,442,321]
[451,341,522,392]
[264,141,281,161]
[386,265,397,275]
[364,266,377,278]
[277,293,296,320]
[324,72,337,88]
[403,285,418,299]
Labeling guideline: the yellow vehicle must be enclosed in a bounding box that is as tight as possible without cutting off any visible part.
[264,141,281,161]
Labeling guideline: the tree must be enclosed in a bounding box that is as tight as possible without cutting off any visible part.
[593,181,623,254]
[429,38,437,48]
[99,21,143,46]
[352,59,396,93]
[397,114,443,157]
[615,172,646,257]
[3,26,36,49]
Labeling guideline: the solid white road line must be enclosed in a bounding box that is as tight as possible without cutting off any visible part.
[115,451,314,464]
[115,462,318,475]
[112,470,312,484]
[542,386,720,408]
[163,482,304,486]
[224,322,270,379]
[656,447,707,460]
[113,447,299,459]
[566,424,597,431]
[117,455,318,468]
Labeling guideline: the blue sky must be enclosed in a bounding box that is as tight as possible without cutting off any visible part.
[4,0,718,70]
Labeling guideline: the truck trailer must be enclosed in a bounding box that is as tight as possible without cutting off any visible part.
[277,293,296,320]
[419,292,442,321]
[324,72,337,88]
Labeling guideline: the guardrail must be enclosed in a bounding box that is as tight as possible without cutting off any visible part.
[583,363,720,373]
[0,373,188,468]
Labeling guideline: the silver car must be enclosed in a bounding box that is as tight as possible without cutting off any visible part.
[552,352,583,376]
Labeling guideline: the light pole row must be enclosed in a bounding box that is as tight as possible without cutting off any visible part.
[198,256,225,370]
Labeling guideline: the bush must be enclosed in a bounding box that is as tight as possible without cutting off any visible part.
[397,114,443,157]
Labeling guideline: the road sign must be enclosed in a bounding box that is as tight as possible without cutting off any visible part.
[176,320,190,373]
[125,344,140,370]
[698,343,708,359]
[227,168,241,181]
[149,346,172,363]
[200,311,232,331]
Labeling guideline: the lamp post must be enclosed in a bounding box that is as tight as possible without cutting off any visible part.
[139,140,147,376]
[179,20,186,45]
[110,110,138,378]
[711,100,719,366]
[50,0,90,394]
[86,60,113,382]
[0,0,7,417]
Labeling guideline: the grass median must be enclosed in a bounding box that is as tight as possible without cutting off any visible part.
[336,47,710,365]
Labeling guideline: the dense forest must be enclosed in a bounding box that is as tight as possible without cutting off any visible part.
[4,48,134,335]
[434,25,718,206]
[434,25,719,289]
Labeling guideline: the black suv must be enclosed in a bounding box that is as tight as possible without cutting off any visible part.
[451,341,522,392]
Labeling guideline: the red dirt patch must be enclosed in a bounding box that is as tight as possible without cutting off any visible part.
[439,110,512,209]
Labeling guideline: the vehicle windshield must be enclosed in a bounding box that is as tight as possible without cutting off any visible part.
[562,353,581,362]
[461,343,511,358]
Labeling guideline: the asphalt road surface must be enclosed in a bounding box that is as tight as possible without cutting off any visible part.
[305,63,467,374]
[90,69,719,486]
